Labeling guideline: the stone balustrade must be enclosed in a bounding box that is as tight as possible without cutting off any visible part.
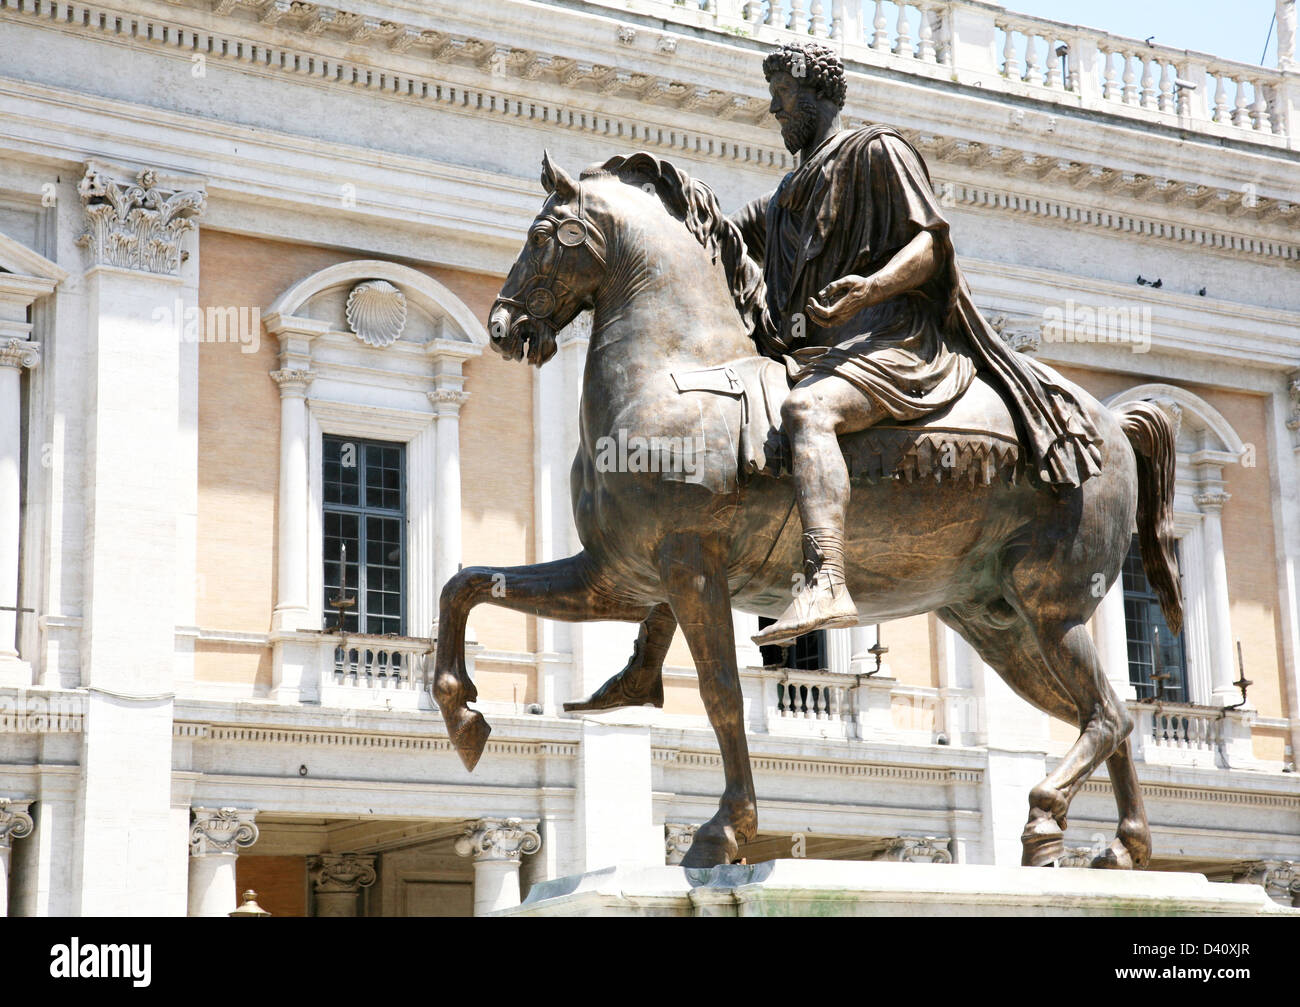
[1127,700,1256,769]
[317,632,432,709]
[568,0,1295,147]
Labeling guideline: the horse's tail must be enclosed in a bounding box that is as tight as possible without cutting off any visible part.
[1117,401,1183,635]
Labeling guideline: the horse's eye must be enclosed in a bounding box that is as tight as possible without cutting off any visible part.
[532,230,550,246]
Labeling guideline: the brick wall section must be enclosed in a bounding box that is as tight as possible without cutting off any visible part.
[235,855,308,917]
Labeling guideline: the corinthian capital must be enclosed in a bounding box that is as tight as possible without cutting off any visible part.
[307,853,377,893]
[453,817,541,862]
[76,163,206,276]
[0,799,34,848]
[190,807,259,857]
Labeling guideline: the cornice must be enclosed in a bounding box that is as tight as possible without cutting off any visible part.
[653,746,983,784]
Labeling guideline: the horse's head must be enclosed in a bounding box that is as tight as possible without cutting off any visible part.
[489,152,608,366]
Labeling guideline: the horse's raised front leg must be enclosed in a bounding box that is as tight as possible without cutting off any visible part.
[658,533,757,868]
[434,552,653,771]
[564,604,676,713]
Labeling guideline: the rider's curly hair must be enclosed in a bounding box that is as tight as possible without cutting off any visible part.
[762,41,847,109]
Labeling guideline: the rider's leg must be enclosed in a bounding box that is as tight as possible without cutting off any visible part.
[754,372,886,646]
[563,603,676,712]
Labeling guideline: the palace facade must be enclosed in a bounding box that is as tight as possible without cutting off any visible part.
[1,0,1298,916]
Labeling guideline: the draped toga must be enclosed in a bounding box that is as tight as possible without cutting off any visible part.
[730,125,1102,489]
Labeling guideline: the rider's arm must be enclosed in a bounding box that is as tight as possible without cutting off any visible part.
[806,230,940,327]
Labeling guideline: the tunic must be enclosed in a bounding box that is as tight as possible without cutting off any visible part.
[731,125,1102,489]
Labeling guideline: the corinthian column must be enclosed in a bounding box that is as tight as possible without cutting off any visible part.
[454,817,541,916]
[0,799,34,917]
[188,807,259,917]
[307,853,377,916]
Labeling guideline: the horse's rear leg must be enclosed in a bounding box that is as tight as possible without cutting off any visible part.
[658,533,757,868]
[1014,616,1139,868]
[434,552,652,770]
[940,607,1148,868]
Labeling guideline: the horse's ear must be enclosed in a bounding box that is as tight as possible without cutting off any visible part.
[540,150,577,201]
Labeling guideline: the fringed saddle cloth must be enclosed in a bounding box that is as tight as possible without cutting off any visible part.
[670,357,1023,488]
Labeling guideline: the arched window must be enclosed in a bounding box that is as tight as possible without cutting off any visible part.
[1102,385,1248,707]
[263,261,488,706]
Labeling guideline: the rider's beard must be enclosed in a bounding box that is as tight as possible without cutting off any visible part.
[779,95,821,155]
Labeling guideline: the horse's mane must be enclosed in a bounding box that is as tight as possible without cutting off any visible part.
[582,153,781,356]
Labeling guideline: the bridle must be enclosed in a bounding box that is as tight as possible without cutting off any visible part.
[496,184,606,327]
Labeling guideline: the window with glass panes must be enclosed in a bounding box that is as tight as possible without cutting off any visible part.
[1122,534,1187,701]
[323,436,405,635]
[756,619,828,671]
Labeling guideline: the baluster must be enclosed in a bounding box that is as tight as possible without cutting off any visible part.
[933,6,952,65]
[809,0,825,36]
[1231,77,1251,126]
[788,0,807,33]
[917,5,936,62]
[745,1,763,27]
[1122,51,1139,104]
[1102,48,1120,100]
[1024,34,1043,85]
[1252,80,1271,131]
[1212,73,1229,121]
[1045,38,1062,88]
[1001,24,1020,79]
[894,2,912,57]
[1066,39,1080,92]
[1157,61,1174,112]
[1140,55,1156,109]
[767,0,781,27]
[872,1,890,52]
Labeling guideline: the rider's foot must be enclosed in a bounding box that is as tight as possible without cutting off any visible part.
[563,667,664,713]
[753,527,858,647]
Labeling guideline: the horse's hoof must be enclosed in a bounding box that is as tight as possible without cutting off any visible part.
[679,825,739,869]
[1021,823,1066,867]
[1091,838,1135,871]
[450,708,491,772]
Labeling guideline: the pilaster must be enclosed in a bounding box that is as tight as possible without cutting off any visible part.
[74,160,205,917]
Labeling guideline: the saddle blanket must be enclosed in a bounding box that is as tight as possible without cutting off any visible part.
[670,357,1023,487]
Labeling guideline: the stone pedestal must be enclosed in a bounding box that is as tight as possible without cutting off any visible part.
[495,860,1300,917]
[308,854,377,917]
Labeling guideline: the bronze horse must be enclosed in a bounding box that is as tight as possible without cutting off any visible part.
[433,152,1182,871]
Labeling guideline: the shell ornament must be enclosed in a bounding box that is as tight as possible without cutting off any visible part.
[345,280,408,347]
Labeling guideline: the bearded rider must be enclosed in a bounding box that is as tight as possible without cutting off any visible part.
[737,42,1103,647]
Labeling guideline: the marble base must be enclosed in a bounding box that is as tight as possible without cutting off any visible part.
[498,860,1299,917]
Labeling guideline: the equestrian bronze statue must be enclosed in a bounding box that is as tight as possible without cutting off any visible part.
[433,41,1182,873]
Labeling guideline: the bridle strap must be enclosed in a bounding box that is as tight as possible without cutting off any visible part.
[497,184,606,325]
